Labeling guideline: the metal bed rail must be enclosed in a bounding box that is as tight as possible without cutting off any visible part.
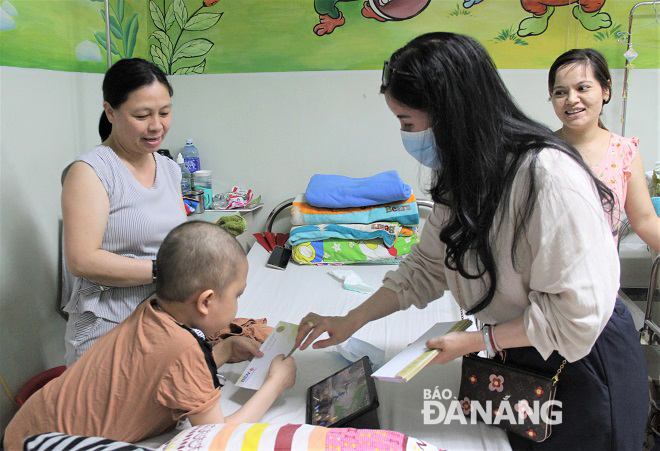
[640,254,660,345]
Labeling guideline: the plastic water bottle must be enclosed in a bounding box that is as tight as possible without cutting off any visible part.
[181,139,201,173]
[176,153,192,194]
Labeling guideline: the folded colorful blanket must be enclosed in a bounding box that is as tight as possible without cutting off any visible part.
[305,170,412,208]
[291,194,419,226]
[158,423,445,451]
[289,222,403,248]
[292,229,419,265]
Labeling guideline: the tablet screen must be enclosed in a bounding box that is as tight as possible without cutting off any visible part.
[308,358,375,427]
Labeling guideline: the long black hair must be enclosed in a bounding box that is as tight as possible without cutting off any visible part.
[381,32,614,315]
[98,58,173,141]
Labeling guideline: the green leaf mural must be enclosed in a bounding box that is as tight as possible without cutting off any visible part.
[184,12,222,31]
[150,1,166,31]
[151,30,173,56]
[150,44,169,72]
[92,0,140,60]
[173,0,188,30]
[147,0,224,74]
[0,0,657,73]
[117,0,125,23]
[174,59,207,74]
[124,13,139,57]
[172,38,213,61]
[95,32,120,55]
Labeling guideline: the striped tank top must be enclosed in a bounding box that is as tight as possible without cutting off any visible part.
[63,145,186,323]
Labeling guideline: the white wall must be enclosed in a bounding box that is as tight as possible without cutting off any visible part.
[0,65,658,432]
[163,69,659,222]
[0,67,103,431]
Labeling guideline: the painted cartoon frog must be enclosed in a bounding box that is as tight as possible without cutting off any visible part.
[464,0,611,37]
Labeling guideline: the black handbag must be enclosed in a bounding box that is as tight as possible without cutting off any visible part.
[453,272,565,442]
[458,353,564,442]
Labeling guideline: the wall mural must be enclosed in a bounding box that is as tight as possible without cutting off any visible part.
[148,0,223,74]
[1,0,658,74]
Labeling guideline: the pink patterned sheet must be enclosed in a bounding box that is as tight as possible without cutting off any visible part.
[158,423,446,451]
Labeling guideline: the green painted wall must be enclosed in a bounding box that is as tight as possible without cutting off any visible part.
[1,0,658,73]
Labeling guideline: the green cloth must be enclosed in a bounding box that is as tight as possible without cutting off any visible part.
[216,215,247,236]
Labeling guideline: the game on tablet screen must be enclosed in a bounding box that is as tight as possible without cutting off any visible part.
[309,359,373,427]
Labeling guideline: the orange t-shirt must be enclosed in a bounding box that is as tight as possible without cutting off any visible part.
[5,299,221,449]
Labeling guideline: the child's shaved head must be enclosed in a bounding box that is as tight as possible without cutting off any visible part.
[156,221,246,303]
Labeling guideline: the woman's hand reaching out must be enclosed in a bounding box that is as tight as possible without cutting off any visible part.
[293,312,363,352]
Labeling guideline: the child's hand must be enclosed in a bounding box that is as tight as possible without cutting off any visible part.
[266,354,296,392]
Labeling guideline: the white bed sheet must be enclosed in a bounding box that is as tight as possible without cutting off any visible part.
[139,244,511,450]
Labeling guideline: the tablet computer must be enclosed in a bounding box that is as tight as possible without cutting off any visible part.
[306,356,379,428]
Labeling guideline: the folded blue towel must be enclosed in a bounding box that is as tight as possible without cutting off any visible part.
[305,170,412,208]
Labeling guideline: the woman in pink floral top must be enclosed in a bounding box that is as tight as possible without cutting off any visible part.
[548,49,660,252]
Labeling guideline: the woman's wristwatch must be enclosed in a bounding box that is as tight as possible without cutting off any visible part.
[152,259,157,283]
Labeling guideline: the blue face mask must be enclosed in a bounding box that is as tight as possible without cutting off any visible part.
[400,128,440,169]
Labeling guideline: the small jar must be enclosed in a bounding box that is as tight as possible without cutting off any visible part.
[192,170,212,190]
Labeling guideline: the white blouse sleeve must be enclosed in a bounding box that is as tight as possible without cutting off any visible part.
[523,151,619,362]
[381,203,449,310]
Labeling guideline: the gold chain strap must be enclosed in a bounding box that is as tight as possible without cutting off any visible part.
[453,271,567,384]
[454,271,465,321]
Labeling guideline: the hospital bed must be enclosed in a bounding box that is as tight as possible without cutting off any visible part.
[137,200,512,450]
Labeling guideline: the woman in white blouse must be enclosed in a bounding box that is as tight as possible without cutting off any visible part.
[295,33,648,450]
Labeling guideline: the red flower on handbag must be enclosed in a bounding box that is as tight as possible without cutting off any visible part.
[469,374,478,385]
[488,374,504,392]
[461,397,471,415]
[203,0,219,5]
[534,386,544,397]
[526,429,537,438]
[514,400,531,419]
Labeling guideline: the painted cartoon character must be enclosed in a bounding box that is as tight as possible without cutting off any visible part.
[464,0,611,37]
[313,0,431,36]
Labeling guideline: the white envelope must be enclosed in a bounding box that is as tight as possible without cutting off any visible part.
[235,321,298,390]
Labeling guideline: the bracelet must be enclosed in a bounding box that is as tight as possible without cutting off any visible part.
[482,325,495,355]
[490,325,502,352]
[152,259,157,283]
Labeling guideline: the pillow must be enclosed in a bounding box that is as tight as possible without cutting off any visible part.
[157,423,446,451]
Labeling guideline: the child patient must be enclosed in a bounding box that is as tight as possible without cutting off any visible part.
[4,221,296,449]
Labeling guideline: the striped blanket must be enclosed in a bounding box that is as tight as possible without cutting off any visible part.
[291,194,419,226]
[289,222,404,248]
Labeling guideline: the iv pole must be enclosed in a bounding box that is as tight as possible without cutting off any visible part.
[621,1,659,136]
[104,0,112,68]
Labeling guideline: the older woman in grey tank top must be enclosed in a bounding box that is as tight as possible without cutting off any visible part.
[61,59,186,365]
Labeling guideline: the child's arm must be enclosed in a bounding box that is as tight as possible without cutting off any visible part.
[187,355,296,426]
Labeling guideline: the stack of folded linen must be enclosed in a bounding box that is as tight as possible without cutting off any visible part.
[289,170,421,265]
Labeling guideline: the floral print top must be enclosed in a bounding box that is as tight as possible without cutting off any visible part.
[590,133,639,237]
